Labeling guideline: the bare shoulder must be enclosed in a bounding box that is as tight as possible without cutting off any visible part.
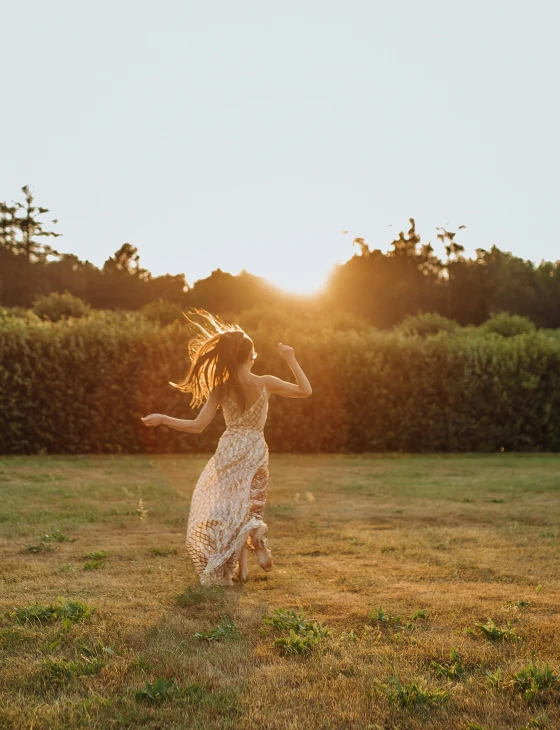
[261,374,285,394]
[255,374,272,390]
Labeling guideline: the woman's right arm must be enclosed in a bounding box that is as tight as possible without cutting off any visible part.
[141,387,220,433]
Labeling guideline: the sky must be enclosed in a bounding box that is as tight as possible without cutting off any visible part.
[1,1,559,294]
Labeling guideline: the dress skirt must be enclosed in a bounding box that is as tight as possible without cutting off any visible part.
[186,426,269,586]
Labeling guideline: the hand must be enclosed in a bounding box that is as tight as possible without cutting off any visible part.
[141,414,165,427]
[278,343,295,361]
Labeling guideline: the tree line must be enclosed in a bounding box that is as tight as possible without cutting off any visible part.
[1,186,559,328]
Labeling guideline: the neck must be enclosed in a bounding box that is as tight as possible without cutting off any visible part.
[237,365,252,383]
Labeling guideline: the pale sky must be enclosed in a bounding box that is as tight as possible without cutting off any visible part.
[2,1,559,293]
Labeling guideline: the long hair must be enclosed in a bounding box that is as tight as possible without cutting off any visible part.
[170,309,254,409]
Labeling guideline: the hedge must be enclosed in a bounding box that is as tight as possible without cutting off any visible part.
[1,312,560,454]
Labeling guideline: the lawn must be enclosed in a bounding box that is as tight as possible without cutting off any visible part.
[0,454,559,730]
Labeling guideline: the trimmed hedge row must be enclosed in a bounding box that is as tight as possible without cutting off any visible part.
[1,312,560,454]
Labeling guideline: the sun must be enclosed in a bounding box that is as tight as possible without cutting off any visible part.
[261,264,332,296]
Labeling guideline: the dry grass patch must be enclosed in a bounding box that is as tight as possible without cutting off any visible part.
[0,453,559,729]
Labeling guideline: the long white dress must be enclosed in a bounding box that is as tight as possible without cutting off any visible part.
[185,386,269,586]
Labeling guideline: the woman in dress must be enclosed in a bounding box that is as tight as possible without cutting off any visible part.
[141,311,312,586]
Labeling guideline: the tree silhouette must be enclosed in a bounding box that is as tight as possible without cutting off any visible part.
[1,185,560,328]
[103,243,150,280]
[0,185,61,261]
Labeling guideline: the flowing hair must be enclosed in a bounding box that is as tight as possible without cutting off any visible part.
[170,309,254,409]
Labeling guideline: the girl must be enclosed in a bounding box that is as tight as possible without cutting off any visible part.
[141,310,312,587]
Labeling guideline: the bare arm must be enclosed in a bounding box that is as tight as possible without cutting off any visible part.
[141,387,221,433]
[264,344,313,398]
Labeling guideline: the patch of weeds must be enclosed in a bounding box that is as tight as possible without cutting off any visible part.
[58,562,75,573]
[486,667,506,689]
[40,655,104,688]
[273,629,323,656]
[176,585,225,608]
[149,547,177,557]
[263,607,330,656]
[84,550,107,560]
[25,540,54,554]
[368,607,402,624]
[25,530,75,553]
[431,647,466,679]
[83,550,108,570]
[341,629,358,641]
[367,607,429,634]
[519,713,550,729]
[474,619,519,642]
[485,499,506,503]
[8,597,96,625]
[76,639,115,659]
[463,498,475,503]
[505,600,531,609]
[193,616,241,642]
[84,559,105,570]
[44,530,75,543]
[513,654,559,701]
[135,677,180,704]
[263,608,330,637]
[382,675,448,707]
[264,608,309,633]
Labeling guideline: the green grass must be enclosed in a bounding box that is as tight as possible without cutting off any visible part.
[0,453,559,729]
[193,616,241,642]
[513,655,560,701]
[148,546,177,557]
[382,675,449,707]
[6,598,95,625]
[263,607,330,655]
[431,647,466,679]
[473,619,520,642]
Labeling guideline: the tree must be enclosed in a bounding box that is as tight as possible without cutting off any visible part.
[0,201,18,254]
[103,243,150,280]
[0,185,61,261]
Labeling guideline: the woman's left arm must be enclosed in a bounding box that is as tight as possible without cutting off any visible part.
[264,344,313,398]
[142,388,220,433]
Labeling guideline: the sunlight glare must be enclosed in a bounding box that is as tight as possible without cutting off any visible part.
[261,263,334,296]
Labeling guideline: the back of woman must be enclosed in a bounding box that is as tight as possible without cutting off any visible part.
[142,309,312,587]
[221,378,269,431]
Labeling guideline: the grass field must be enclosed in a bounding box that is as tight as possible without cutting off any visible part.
[1,454,559,730]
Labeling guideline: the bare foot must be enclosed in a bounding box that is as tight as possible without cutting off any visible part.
[251,526,273,572]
